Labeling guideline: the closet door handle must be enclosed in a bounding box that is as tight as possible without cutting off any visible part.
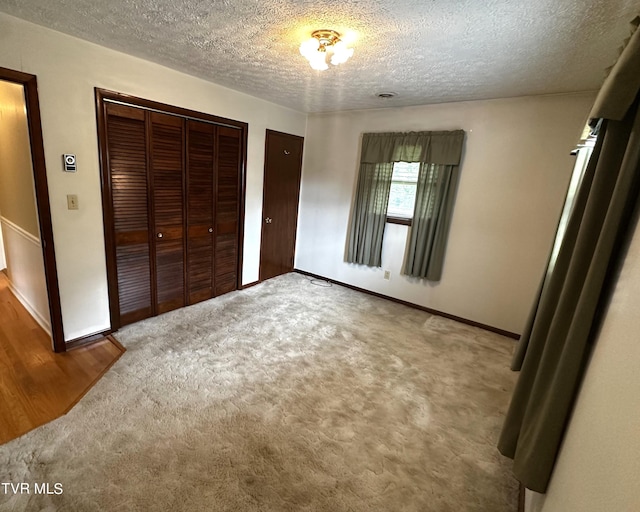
[208,227,213,233]
[157,232,163,238]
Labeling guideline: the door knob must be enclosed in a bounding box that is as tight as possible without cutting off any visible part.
[208,227,213,233]
[265,217,272,224]
[157,232,163,238]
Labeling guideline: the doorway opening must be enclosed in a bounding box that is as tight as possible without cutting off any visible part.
[0,67,65,352]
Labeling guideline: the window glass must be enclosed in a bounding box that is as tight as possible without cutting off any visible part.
[387,162,420,218]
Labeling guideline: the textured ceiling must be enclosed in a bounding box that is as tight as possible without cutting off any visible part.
[0,0,638,112]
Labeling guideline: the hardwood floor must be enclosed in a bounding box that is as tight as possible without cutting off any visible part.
[0,272,124,445]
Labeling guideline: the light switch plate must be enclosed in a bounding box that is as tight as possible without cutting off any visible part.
[67,194,79,210]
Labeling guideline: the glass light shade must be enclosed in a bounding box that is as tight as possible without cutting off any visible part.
[308,51,329,71]
[299,38,320,59]
[330,41,354,65]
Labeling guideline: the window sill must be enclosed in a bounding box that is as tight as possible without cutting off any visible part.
[386,216,412,226]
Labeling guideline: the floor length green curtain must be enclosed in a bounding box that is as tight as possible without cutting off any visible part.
[346,163,394,266]
[404,163,460,280]
[498,18,640,493]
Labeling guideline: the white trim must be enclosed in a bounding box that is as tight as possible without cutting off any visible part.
[7,279,52,335]
[0,216,41,247]
[0,221,6,270]
[0,215,51,335]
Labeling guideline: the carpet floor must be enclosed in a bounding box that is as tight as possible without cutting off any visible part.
[0,273,518,511]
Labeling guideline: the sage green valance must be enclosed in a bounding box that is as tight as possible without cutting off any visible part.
[360,130,465,165]
[589,16,640,121]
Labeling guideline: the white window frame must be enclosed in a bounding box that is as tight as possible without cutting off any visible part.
[386,161,420,225]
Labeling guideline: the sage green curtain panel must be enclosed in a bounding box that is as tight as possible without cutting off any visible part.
[347,130,464,268]
[498,17,640,493]
[404,163,460,280]
[347,162,394,266]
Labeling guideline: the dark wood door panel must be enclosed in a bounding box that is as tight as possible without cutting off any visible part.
[105,105,152,326]
[215,273,236,296]
[150,112,185,313]
[115,230,150,245]
[215,234,237,275]
[214,127,241,296]
[116,244,152,324]
[186,120,215,304]
[151,114,185,230]
[107,114,148,234]
[260,130,304,281]
[155,239,185,314]
[188,237,214,303]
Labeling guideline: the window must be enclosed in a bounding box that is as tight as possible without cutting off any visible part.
[346,130,464,275]
[387,161,420,224]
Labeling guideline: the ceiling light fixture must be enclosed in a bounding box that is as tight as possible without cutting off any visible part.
[299,29,354,71]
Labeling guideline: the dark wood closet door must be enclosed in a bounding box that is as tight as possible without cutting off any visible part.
[214,126,242,295]
[259,130,304,281]
[105,103,153,325]
[149,112,186,314]
[186,120,215,304]
[99,90,248,329]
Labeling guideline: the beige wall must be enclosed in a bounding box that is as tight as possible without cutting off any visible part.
[296,93,595,334]
[0,13,307,341]
[0,80,39,236]
[526,213,640,512]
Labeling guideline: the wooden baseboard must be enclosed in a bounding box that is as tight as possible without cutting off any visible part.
[519,483,525,512]
[65,330,113,351]
[294,269,520,340]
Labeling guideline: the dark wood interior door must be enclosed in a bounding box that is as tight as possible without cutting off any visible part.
[259,130,304,281]
[186,120,215,304]
[105,103,153,325]
[149,112,186,314]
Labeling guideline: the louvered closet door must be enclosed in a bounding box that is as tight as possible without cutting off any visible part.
[149,112,186,314]
[105,103,153,325]
[214,126,242,295]
[186,120,215,304]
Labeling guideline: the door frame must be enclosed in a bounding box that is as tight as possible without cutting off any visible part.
[0,67,66,352]
[95,88,248,330]
[259,129,304,282]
